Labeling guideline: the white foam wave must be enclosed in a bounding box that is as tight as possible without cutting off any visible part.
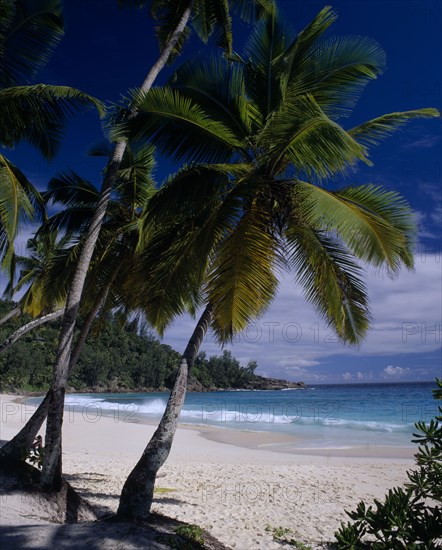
[179,406,414,432]
[64,395,167,415]
[63,395,414,433]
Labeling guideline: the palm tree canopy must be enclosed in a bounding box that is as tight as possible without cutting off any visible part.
[0,0,104,275]
[9,230,74,316]
[114,5,439,345]
[15,143,158,322]
[0,0,64,88]
[118,0,273,60]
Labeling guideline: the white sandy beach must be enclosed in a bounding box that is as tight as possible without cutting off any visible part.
[0,394,415,549]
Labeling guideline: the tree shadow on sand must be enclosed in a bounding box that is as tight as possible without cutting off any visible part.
[0,463,230,549]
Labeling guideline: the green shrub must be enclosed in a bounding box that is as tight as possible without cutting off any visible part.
[265,524,313,548]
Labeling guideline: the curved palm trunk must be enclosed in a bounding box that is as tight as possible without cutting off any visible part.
[117,303,213,520]
[0,391,51,464]
[0,306,22,326]
[41,3,194,491]
[0,308,64,354]
[0,286,109,465]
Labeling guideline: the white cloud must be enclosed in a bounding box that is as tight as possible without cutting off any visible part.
[415,210,441,239]
[161,254,442,380]
[382,365,411,378]
[403,134,441,149]
[342,372,352,381]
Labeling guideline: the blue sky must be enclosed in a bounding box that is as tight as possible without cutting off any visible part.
[4,0,442,384]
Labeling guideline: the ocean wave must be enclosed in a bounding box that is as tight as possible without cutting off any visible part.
[179,407,414,433]
[64,395,167,415]
[290,416,413,433]
[63,395,415,433]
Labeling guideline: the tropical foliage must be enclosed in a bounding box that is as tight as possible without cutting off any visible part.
[114,4,439,347]
[36,0,269,490]
[115,4,438,521]
[3,140,156,322]
[0,0,440,533]
[0,0,103,272]
[0,300,259,392]
[335,379,442,549]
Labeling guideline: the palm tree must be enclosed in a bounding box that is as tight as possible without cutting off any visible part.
[0,141,156,463]
[0,0,104,273]
[0,230,72,354]
[8,231,73,314]
[115,4,439,519]
[40,0,269,490]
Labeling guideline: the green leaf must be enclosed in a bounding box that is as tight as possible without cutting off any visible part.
[0,84,105,158]
[285,226,370,344]
[113,86,241,164]
[299,182,415,272]
[258,94,369,179]
[207,202,278,341]
[348,108,440,147]
[0,0,64,87]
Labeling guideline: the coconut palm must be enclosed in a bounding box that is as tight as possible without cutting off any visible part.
[0,142,156,463]
[0,230,74,355]
[115,5,439,519]
[8,231,73,314]
[41,0,270,490]
[0,0,103,272]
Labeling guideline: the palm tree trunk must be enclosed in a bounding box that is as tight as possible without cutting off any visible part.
[0,285,109,466]
[68,285,111,371]
[0,308,64,354]
[0,306,22,326]
[117,303,213,520]
[0,392,51,464]
[41,3,194,491]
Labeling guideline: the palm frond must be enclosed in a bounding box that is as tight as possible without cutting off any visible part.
[44,171,99,234]
[112,87,241,164]
[192,0,232,54]
[0,84,105,158]
[231,0,274,23]
[0,154,41,256]
[289,36,386,117]
[207,202,278,342]
[12,229,75,315]
[114,142,156,209]
[336,185,416,268]
[171,54,252,137]
[298,182,415,272]
[243,4,289,116]
[285,225,370,344]
[0,0,64,87]
[258,94,369,179]
[276,5,337,80]
[128,221,207,334]
[140,162,247,237]
[151,0,192,62]
[348,108,440,146]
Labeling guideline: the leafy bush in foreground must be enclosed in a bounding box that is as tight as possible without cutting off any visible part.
[335,379,442,549]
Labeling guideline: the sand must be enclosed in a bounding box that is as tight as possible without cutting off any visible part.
[0,394,415,549]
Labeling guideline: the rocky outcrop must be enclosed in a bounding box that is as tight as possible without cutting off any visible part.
[186,375,306,392]
[237,376,306,391]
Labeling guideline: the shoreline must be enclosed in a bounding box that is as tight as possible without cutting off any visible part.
[21,391,417,460]
[1,393,416,548]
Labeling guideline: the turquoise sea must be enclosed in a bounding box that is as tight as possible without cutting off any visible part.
[28,381,439,449]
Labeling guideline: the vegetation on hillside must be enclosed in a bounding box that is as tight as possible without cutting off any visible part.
[0,300,260,392]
